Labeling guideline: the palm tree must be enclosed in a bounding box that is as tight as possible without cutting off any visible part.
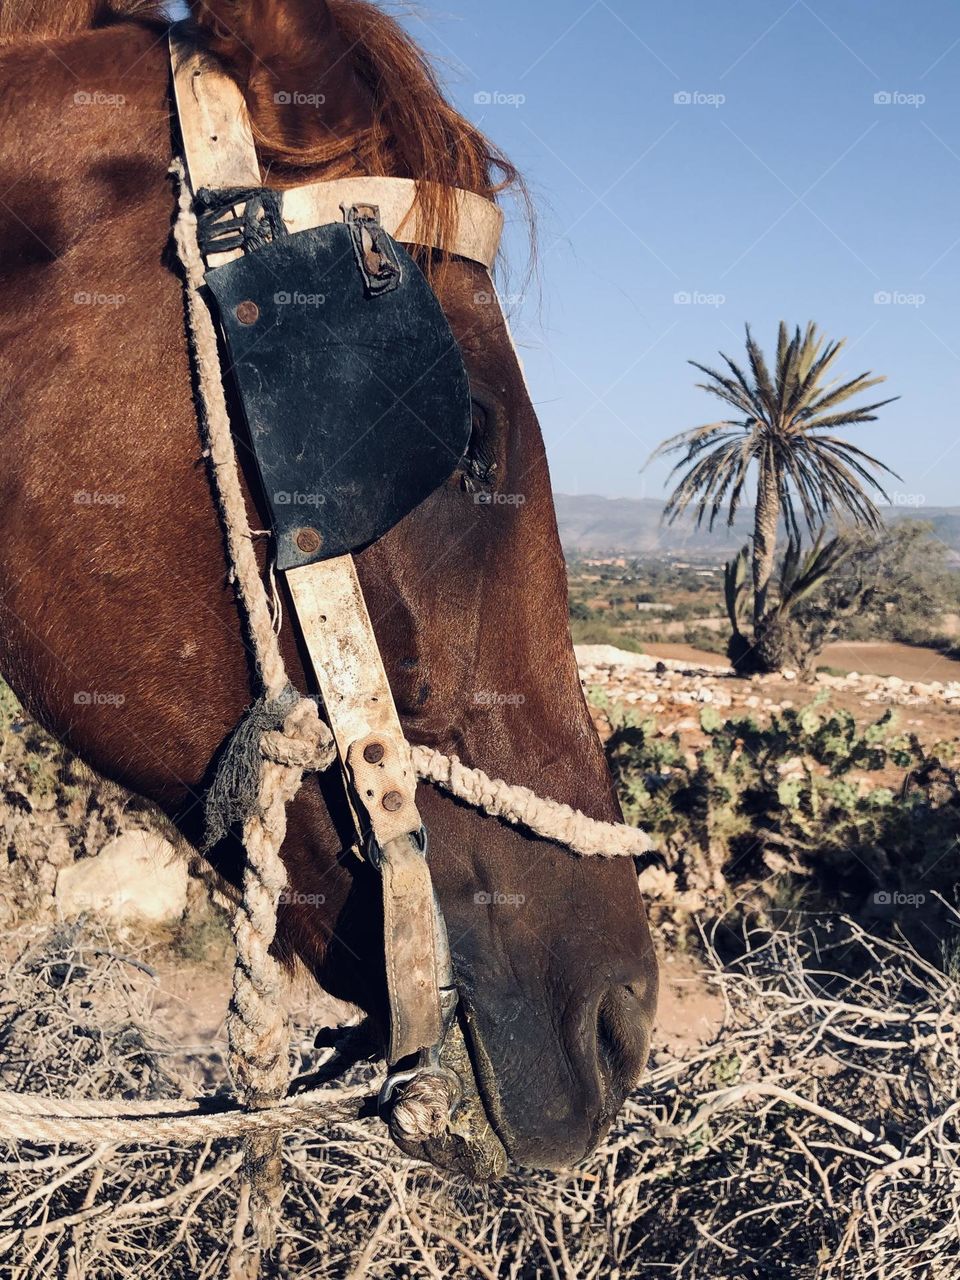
[653,322,899,672]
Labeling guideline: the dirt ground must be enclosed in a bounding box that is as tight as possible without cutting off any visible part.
[654,952,725,1057]
[644,638,960,684]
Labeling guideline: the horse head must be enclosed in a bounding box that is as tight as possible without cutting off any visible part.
[0,0,658,1176]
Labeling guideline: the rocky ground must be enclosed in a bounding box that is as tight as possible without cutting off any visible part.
[3,670,960,1278]
[576,642,960,755]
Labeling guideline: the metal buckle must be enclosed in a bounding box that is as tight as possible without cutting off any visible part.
[378,986,461,1113]
[364,824,427,869]
[342,202,403,296]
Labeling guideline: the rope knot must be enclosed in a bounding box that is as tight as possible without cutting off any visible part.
[260,698,336,772]
[387,1073,455,1144]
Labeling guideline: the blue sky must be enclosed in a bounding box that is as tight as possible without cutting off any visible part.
[400,0,960,508]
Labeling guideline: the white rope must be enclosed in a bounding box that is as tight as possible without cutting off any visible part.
[411,746,653,857]
[0,1085,368,1147]
[172,160,337,1248]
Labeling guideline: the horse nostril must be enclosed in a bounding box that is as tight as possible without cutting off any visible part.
[597,984,652,1095]
[597,996,623,1088]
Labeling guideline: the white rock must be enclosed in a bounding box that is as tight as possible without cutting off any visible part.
[574,645,656,672]
[56,830,187,925]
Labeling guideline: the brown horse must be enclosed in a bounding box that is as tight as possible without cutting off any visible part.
[0,0,657,1173]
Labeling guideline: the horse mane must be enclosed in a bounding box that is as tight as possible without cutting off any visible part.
[192,0,530,269]
[0,0,162,39]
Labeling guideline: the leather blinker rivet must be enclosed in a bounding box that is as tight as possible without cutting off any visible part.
[235,300,259,325]
[295,527,323,555]
[364,742,386,765]
[382,791,404,813]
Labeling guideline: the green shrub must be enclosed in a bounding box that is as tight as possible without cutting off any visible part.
[602,692,960,924]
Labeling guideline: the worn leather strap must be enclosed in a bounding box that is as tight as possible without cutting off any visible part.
[282,178,503,270]
[170,32,504,269]
[170,27,449,1064]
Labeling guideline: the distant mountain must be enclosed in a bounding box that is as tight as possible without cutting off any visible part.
[555,494,960,561]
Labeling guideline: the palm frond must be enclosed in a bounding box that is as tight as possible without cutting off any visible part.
[744,325,777,417]
[688,359,764,418]
[779,531,855,615]
[800,374,890,419]
[801,397,901,432]
[724,544,751,631]
[663,436,761,529]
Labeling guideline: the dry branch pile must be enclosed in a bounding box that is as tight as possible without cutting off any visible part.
[0,917,958,1279]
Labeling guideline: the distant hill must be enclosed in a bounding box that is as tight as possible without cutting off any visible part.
[555,494,960,561]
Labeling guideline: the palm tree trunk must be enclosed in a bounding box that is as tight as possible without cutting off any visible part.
[752,453,780,625]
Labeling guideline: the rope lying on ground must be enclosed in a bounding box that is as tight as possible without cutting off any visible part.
[0,1085,368,1147]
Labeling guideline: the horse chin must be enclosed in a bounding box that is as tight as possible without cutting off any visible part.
[388,1014,509,1182]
